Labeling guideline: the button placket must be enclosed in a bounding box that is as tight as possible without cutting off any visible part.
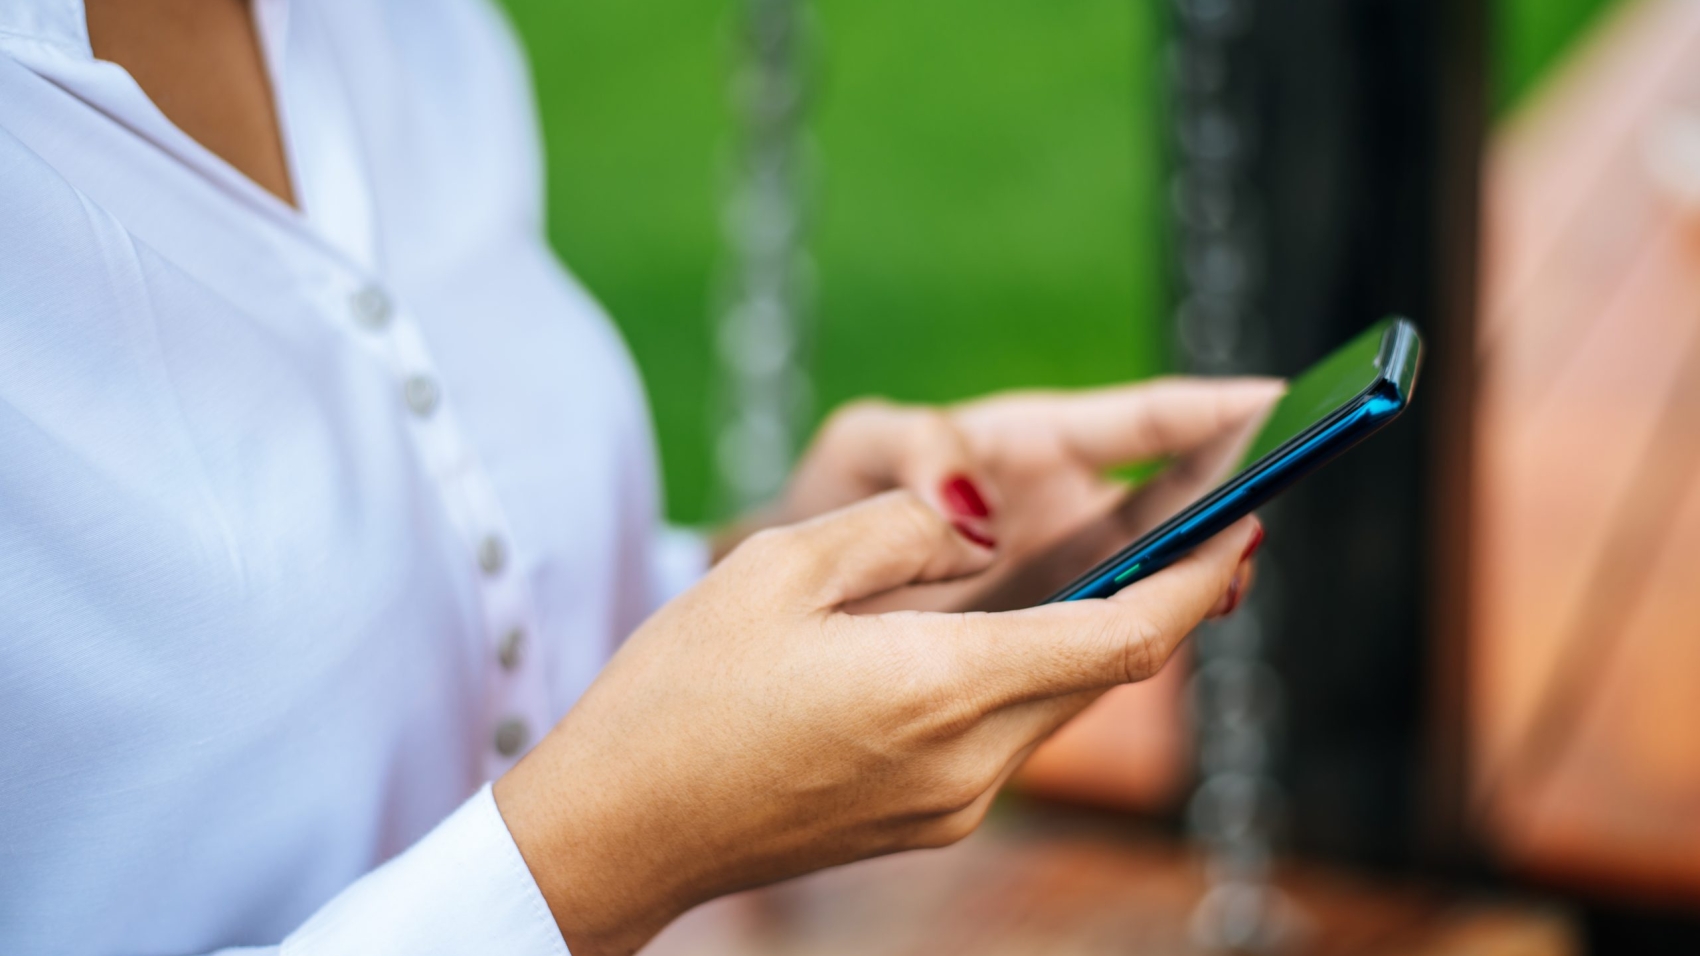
[459,472,550,771]
[478,582,545,769]
[332,275,553,774]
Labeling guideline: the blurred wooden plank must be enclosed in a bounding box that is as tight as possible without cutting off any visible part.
[641,818,1576,956]
[1507,467,1700,900]
[1474,223,1700,774]
[1484,0,1700,343]
[1472,0,1700,903]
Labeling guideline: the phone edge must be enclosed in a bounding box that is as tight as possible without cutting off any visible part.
[1042,318,1420,604]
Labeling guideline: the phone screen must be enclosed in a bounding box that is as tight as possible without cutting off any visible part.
[1235,320,1391,468]
[1038,319,1417,605]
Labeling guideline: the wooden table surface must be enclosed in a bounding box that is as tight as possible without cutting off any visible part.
[641,809,1578,956]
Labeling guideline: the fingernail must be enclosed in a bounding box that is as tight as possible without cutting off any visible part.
[1241,517,1265,562]
[1208,566,1246,619]
[941,474,992,518]
[951,519,996,550]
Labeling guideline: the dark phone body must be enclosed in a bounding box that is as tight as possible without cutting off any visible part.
[1045,319,1423,603]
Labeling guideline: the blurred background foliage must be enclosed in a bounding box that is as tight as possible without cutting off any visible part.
[496,0,1623,524]
[1495,0,1622,112]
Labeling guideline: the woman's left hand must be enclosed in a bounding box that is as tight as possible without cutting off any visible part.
[718,377,1283,611]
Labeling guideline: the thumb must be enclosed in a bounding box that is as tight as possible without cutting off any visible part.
[754,489,996,609]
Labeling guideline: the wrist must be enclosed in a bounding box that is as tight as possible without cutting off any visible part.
[493,752,694,956]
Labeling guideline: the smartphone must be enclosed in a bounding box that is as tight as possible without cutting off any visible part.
[1045,317,1423,603]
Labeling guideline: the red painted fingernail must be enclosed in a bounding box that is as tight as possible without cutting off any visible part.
[951,519,996,550]
[1241,518,1265,562]
[941,474,992,518]
[1208,565,1248,619]
[1223,570,1244,616]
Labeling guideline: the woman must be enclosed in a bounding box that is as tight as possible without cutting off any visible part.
[0,1,1272,954]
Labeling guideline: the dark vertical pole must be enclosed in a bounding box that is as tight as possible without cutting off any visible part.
[1419,0,1488,874]
[1217,0,1485,868]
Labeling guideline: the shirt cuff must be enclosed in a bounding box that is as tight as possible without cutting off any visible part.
[281,784,569,956]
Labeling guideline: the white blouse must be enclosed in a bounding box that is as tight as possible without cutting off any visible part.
[0,1,702,953]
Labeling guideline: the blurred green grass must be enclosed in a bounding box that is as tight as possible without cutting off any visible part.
[496,0,1620,524]
[1495,0,1623,114]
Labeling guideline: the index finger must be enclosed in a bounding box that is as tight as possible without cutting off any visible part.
[1024,377,1284,469]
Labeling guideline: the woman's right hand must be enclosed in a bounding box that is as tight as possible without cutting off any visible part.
[494,491,1260,956]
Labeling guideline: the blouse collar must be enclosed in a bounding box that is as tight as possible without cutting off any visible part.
[0,0,90,57]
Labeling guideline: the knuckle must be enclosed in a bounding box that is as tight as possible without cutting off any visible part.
[931,693,985,739]
[738,525,820,588]
[923,662,986,736]
[905,409,970,460]
[824,397,898,438]
[937,775,989,818]
[912,752,996,819]
[908,407,956,440]
[882,643,979,739]
[889,644,949,703]
[916,805,988,849]
[737,525,791,564]
[1116,613,1167,683]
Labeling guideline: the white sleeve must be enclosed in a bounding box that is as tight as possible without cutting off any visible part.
[650,524,711,610]
[280,785,569,955]
[199,786,570,956]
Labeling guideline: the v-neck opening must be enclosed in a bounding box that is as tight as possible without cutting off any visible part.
[80,0,306,216]
[64,0,381,273]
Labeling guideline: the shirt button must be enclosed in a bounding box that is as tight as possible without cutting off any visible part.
[497,627,525,670]
[477,535,507,576]
[403,375,439,417]
[349,285,392,330]
[493,718,530,757]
